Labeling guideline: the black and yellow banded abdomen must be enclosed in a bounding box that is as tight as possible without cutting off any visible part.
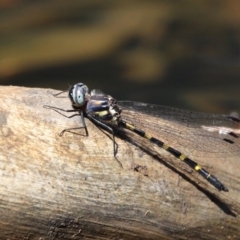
[120,120,228,192]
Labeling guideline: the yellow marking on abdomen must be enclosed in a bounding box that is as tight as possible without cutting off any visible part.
[126,123,135,131]
[144,133,152,139]
[195,165,202,171]
[163,144,169,150]
[179,154,186,161]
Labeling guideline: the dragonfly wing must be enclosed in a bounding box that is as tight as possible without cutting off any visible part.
[118,101,240,158]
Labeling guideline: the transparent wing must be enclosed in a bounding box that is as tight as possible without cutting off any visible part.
[118,101,240,158]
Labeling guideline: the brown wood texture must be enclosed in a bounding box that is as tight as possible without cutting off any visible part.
[0,85,239,239]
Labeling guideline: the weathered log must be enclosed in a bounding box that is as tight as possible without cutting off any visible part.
[0,85,239,239]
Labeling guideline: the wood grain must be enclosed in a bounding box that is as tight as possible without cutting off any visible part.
[0,86,239,239]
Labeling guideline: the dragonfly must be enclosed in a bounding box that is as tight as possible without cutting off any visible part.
[44,83,240,192]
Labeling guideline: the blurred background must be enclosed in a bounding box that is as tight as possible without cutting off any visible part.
[1,0,240,113]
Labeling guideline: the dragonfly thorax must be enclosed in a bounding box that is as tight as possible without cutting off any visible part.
[85,93,122,126]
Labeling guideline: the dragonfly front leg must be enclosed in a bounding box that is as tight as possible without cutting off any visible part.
[43,105,88,136]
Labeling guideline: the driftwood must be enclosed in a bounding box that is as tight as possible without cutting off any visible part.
[0,85,239,239]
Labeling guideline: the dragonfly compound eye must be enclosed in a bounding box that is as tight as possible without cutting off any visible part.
[69,83,89,107]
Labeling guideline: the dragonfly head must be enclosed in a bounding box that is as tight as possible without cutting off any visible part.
[69,83,89,107]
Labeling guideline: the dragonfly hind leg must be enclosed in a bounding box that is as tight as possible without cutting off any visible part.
[87,114,122,167]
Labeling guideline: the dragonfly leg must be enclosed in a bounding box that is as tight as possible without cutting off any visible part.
[44,106,88,136]
[87,115,122,167]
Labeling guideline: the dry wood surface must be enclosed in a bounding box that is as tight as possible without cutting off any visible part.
[0,85,239,239]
